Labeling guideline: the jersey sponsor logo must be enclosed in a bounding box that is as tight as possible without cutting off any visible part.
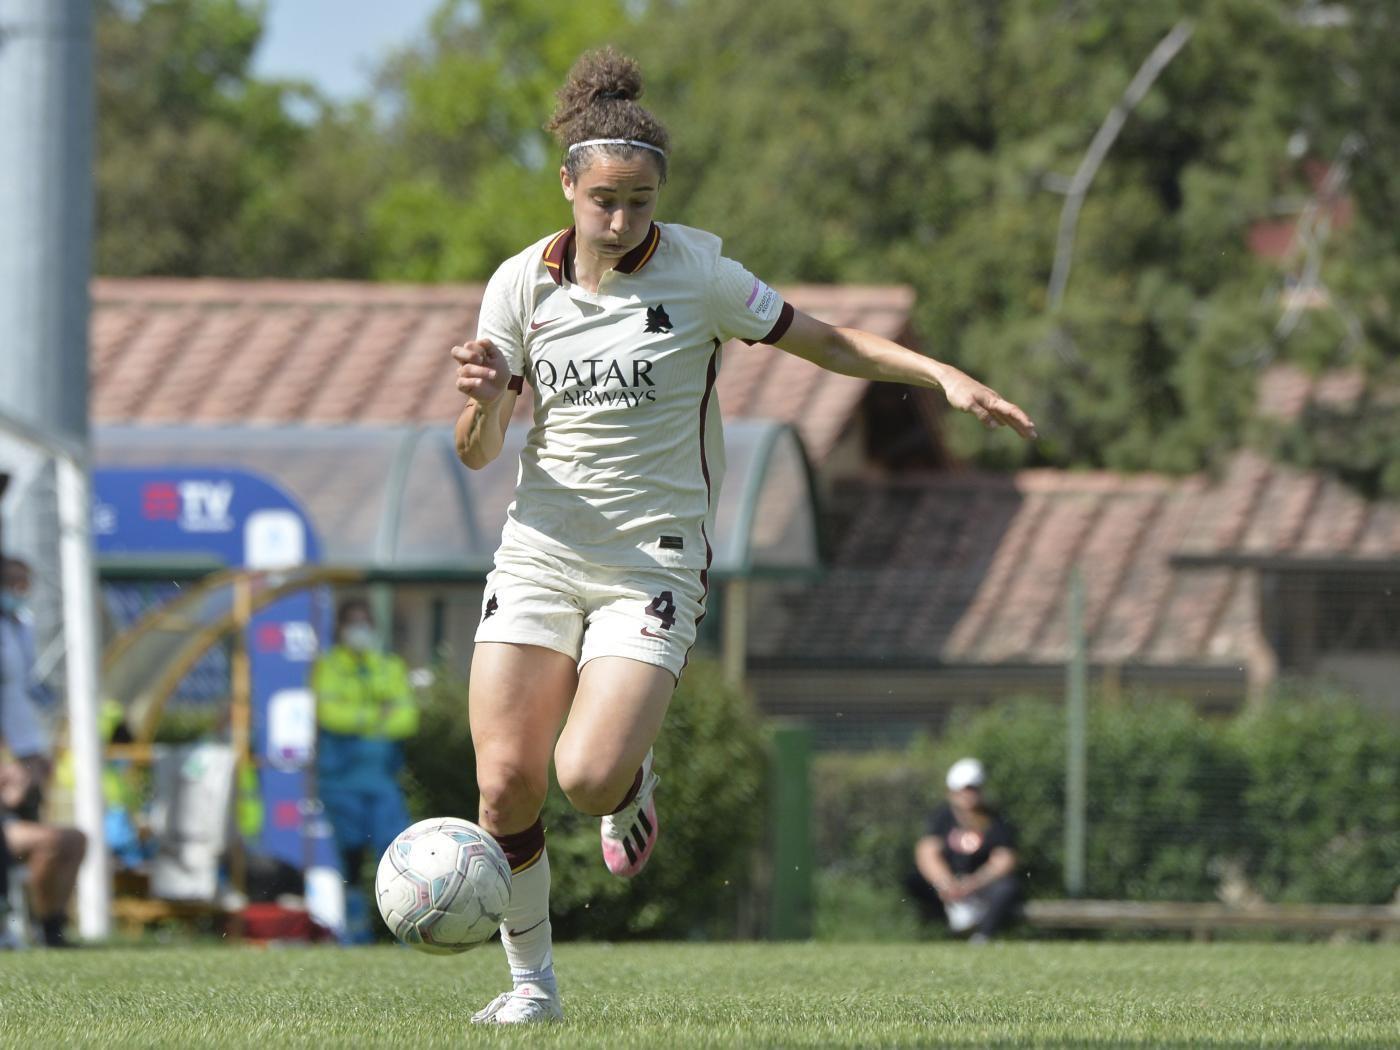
[644,303,673,333]
[531,357,657,408]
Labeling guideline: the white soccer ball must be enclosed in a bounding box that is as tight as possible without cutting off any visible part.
[375,817,512,954]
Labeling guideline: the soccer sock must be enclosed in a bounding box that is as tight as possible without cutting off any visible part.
[608,766,644,814]
[40,915,68,947]
[496,819,554,993]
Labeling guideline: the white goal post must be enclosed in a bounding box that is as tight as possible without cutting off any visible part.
[0,408,110,939]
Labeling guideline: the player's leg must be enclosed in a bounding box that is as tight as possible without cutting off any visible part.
[970,873,1023,941]
[557,565,707,877]
[554,657,673,877]
[3,819,85,946]
[468,641,576,1024]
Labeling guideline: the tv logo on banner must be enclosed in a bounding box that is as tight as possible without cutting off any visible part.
[140,480,236,533]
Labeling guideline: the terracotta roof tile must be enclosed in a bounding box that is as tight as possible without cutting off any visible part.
[91,278,913,461]
[1355,502,1400,559]
[1175,451,1400,564]
[755,470,1259,670]
[1313,367,1366,412]
[1256,364,1313,423]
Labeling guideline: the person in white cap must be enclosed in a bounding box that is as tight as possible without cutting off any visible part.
[907,756,1022,942]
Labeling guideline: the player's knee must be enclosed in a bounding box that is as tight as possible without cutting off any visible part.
[59,827,86,864]
[475,762,546,823]
[553,754,625,816]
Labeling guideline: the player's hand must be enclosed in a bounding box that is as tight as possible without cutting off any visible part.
[451,339,510,405]
[940,879,971,903]
[941,370,1038,440]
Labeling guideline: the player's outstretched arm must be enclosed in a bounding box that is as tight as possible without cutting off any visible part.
[452,339,518,469]
[774,311,1038,440]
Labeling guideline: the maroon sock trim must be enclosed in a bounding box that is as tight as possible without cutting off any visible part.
[495,818,545,872]
[608,767,645,815]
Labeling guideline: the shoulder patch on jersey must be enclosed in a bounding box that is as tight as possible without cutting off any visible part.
[747,278,780,320]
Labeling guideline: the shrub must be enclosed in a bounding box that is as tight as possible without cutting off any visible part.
[1230,692,1400,904]
[811,692,1396,913]
[400,658,768,939]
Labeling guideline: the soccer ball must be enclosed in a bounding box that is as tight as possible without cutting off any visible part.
[375,817,512,954]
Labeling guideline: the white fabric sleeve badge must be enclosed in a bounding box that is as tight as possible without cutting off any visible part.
[708,255,795,346]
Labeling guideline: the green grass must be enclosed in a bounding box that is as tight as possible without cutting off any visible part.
[0,942,1396,1047]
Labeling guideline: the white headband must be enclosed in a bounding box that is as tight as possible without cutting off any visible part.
[568,138,666,158]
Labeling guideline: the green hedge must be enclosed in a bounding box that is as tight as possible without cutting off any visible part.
[812,693,1400,914]
[401,658,767,940]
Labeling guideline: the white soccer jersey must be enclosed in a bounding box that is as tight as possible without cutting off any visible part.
[475,222,794,570]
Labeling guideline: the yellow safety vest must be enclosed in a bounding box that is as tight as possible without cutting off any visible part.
[310,646,419,740]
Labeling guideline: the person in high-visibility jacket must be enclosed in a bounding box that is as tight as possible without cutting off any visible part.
[311,598,419,886]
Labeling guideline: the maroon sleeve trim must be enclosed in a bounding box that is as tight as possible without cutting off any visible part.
[507,374,524,393]
[743,301,795,346]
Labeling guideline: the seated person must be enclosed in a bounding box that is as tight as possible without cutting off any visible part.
[1,556,55,822]
[906,757,1021,942]
[1,761,86,947]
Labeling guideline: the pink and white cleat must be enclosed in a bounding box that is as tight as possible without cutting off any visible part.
[600,750,659,878]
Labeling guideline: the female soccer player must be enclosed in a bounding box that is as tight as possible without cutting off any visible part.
[452,49,1037,1024]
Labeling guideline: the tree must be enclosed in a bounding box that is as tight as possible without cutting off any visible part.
[95,0,384,277]
[626,0,1353,473]
[365,0,632,281]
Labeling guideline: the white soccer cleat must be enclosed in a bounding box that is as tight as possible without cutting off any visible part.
[470,983,563,1024]
[600,750,659,878]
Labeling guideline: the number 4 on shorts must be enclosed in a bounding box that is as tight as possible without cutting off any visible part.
[645,591,677,631]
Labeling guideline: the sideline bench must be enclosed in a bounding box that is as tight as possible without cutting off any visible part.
[1024,899,1400,940]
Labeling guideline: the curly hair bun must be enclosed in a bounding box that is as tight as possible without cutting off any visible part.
[547,48,670,172]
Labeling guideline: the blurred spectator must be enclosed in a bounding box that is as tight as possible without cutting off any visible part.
[2,555,85,947]
[311,598,418,940]
[0,763,86,947]
[906,757,1022,943]
[1,557,55,818]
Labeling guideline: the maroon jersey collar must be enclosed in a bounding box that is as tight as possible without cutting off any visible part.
[541,223,661,286]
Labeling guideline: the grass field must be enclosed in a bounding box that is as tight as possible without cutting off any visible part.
[0,941,1396,1047]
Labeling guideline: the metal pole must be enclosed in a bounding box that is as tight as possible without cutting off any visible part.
[0,0,95,607]
[1047,21,1194,313]
[0,0,100,938]
[767,720,812,939]
[1064,567,1087,897]
[56,457,110,938]
[722,578,748,688]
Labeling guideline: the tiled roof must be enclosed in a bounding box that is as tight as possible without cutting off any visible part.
[90,278,913,463]
[753,454,1400,669]
[1175,449,1400,564]
[1255,363,1368,423]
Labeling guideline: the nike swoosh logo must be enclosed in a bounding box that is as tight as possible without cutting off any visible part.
[506,919,547,937]
[529,318,557,331]
[640,627,667,639]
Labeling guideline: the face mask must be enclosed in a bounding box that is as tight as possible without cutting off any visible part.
[343,625,377,652]
[0,591,29,620]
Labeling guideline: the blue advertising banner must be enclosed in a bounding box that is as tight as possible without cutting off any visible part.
[93,467,339,874]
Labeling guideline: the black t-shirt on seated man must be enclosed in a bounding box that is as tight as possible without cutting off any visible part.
[925,802,1016,877]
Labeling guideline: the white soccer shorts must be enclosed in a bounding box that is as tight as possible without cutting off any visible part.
[475,543,708,678]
